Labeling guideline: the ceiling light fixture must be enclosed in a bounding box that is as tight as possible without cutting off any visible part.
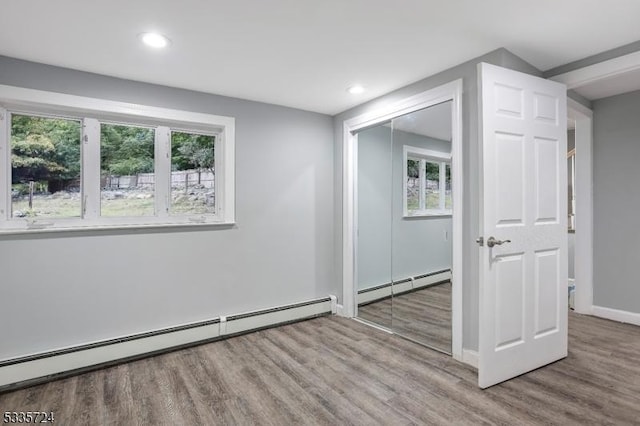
[347,85,365,95]
[139,32,171,49]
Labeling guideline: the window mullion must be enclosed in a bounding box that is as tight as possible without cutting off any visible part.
[419,159,426,211]
[82,118,101,219]
[155,126,171,217]
[439,162,446,210]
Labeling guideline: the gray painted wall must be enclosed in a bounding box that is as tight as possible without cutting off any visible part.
[357,125,452,289]
[592,90,640,313]
[334,48,543,351]
[0,56,336,360]
[357,125,393,288]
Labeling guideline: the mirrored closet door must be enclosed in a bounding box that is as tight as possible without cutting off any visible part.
[356,101,453,354]
[356,122,393,329]
[390,102,453,353]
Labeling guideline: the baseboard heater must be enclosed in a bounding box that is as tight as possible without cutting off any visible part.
[0,295,337,392]
[358,269,451,306]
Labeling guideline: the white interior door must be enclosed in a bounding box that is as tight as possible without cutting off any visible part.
[478,63,568,388]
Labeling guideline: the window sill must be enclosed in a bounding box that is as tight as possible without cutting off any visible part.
[0,220,236,237]
[404,210,452,218]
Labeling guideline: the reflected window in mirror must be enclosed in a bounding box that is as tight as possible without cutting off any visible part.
[403,146,452,217]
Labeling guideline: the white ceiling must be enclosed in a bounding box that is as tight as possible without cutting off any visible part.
[2,1,640,115]
[392,101,452,142]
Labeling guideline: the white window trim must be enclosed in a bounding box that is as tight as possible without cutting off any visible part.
[402,145,452,217]
[0,84,235,234]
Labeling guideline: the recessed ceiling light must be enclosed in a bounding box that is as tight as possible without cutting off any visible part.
[347,85,365,95]
[139,32,171,49]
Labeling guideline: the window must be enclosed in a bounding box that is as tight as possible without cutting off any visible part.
[403,146,452,217]
[0,85,235,233]
[10,114,82,219]
[101,123,155,217]
[170,131,216,215]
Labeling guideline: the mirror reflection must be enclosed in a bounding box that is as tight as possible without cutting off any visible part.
[356,101,453,354]
[356,122,393,329]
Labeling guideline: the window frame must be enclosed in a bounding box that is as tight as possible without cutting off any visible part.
[0,84,235,233]
[403,145,452,217]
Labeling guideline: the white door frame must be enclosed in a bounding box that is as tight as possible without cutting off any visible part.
[341,79,464,361]
[548,52,640,316]
[568,99,594,314]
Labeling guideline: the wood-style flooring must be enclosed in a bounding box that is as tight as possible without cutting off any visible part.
[1,311,639,425]
[358,283,451,352]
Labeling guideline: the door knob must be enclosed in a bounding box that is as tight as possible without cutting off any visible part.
[486,236,511,248]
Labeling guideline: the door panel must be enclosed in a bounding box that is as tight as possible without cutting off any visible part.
[534,137,560,223]
[494,132,525,225]
[494,253,525,349]
[534,249,560,336]
[478,63,567,388]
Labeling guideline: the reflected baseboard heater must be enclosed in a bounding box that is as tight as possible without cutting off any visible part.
[0,295,337,392]
[358,269,451,306]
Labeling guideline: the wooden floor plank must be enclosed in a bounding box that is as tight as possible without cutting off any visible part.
[1,311,640,425]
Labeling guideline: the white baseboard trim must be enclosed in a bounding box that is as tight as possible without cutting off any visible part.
[591,305,640,327]
[0,297,332,390]
[462,349,478,368]
[357,269,452,306]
